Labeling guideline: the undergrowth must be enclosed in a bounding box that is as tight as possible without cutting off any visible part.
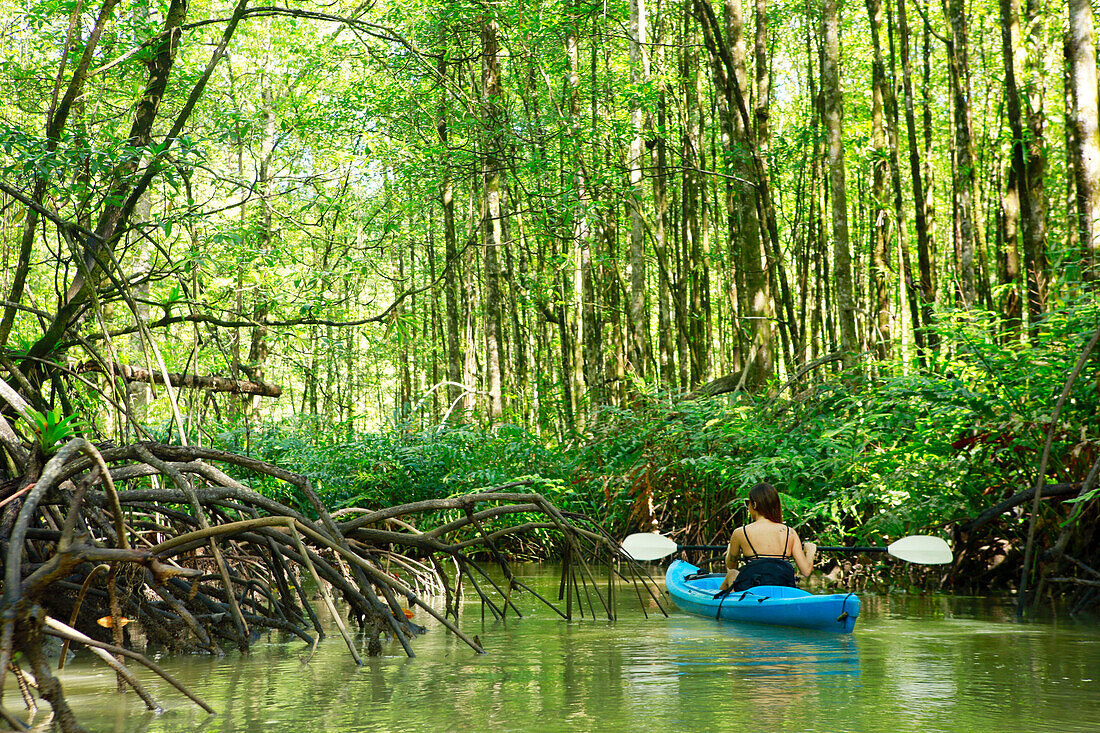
[209,299,1098,577]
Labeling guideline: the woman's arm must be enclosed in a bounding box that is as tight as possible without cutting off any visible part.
[725,528,744,569]
[719,529,745,592]
[789,531,817,578]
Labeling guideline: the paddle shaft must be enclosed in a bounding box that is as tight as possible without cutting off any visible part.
[621,532,951,564]
[671,543,887,554]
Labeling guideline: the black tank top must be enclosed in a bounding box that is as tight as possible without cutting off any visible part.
[732,525,797,591]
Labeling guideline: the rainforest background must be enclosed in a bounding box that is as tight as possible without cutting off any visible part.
[2,0,1099,603]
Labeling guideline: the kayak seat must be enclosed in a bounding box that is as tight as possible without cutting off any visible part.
[682,567,726,581]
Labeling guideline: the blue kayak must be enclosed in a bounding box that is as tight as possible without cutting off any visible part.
[664,559,861,633]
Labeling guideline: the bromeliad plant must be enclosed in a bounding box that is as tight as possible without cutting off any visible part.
[20,406,81,456]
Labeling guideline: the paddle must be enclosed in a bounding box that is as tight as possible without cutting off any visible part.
[620,532,953,564]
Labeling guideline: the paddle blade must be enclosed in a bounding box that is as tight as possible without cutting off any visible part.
[620,533,679,561]
[886,535,953,564]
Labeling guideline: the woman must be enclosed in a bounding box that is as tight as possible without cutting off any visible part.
[719,482,817,592]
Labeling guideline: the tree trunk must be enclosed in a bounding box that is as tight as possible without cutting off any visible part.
[746,0,778,383]
[653,68,676,389]
[754,0,798,372]
[1000,164,1024,336]
[884,0,920,363]
[503,227,527,414]
[462,220,480,417]
[396,221,412,416]
[907,13,939,352]
[438,49,464,410]
[867,0,893,360]
[627,0,652,380]
[129,194,153,424]
[1067,0,1100,282]
[480,12,506,423]
[896,0,931,356]
[822,0,859,367]
[603,206,625,404]
[583,34,605,413]
[566,11,592,422]
[693,0,774,388]
[680,8,703,388]
[1021,0,1049,326]
[247,80,277,415]
[943,0,978,308]
[1000,0,1048,336]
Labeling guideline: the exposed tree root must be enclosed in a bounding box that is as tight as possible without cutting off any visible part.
[0,438,664,731]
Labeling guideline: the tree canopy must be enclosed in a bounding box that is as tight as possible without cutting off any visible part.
[2,1,1100,728]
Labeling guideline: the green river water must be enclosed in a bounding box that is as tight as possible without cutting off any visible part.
[6,566,1099,733]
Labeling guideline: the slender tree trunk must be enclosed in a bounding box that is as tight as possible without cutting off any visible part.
[884,0,919,363]
[566,11,592,422]
[653,75,676,389]
[247,80,276,415]
[804,0,820,363]
[580,50,606,416]
[1001,0,1048,336]
[922,24,938,336]
[822,0,859,367]
[754,0,798,372]
[480,13,506,423]
[1064,40,1082,259]
[943,0,978,308]
[503,226,526,411]
[1067,0,1100,282]
[437,49,463,409]
[603,206,625,403]
[127,193,153,426]
[463,197,480,417]
[753,0,769,146]
[397,225,412,416]
[745,0,778,382]
[1000,165,1024,335]
[229,60,247,419]
[681,8,703,387]
[867,0,892,359]
[693,0,774,387]
[627,0,652,379]
[1022,0,1049,325]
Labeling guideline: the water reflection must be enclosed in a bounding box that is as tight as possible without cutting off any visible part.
[6,576,1100,732]
[664,616,861,680]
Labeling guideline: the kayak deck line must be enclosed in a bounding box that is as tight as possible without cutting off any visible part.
[664,559,861,633]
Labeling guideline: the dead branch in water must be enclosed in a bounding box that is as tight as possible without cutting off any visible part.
[0,439,663,732]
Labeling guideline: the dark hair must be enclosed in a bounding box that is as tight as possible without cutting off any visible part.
[747,482,783,523]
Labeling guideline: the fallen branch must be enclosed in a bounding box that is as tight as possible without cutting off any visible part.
[77,361,282,397]
[961,482,1084,533]
[1047,577,1100,588]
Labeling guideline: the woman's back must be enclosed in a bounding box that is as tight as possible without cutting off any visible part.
[738,520,793,559]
